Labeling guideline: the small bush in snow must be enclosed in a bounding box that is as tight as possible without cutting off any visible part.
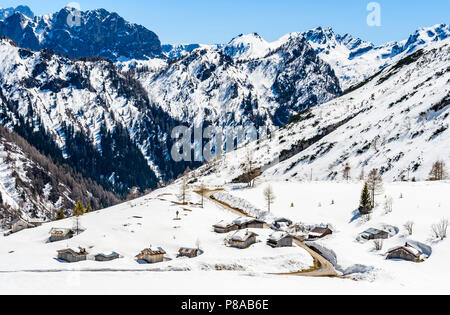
[384,197,394,214]
[432,219,449,240]
[374,239,384,251]
[404,221,415,235]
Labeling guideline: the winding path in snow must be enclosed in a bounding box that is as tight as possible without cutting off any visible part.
[198,189,339,278]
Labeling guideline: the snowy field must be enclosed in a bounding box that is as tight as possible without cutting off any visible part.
[228,180,450,292]
[0,181,449,295]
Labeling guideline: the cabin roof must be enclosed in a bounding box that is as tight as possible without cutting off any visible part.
[142,247,166,256]
[178,248,198,255]
[274,217,293,224]
[231,230,258,242]
[268,232,290,242]
[50,228,72,236]
[96,252,120,258]
[363,228,388,235]
[57,248,87,256]
[11,218,27,225]
[388,243,423,257]
[311,227,331,235]
[213,220,237,228]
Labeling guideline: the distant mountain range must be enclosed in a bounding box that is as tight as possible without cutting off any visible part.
[0,5,34,20]
[0,6,162,61]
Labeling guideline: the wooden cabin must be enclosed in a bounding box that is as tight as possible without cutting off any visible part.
[308,227,333,240]
[387,243,424,262]
[267,232,293,248]
[360,228,389,241]
[136,247,166,264]
[234,217,265,229]
[57,248,88,263]
[11,218,30,233]
[95,252,120,262]
[178,248,200,258]
[229,230,258,249]
[213,220,239,233]
[273,218,293,231]
[49,228,74,243]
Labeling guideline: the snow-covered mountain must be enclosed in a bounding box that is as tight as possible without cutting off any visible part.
[0,38,196,199]
[162,44,220,59]
[161,25,449,92]
[0,5,34,20]
[302,24,450,89]
[0,7,162,61]
[192,37,450,185]
[137,33,342,128]
[0,125,119,226]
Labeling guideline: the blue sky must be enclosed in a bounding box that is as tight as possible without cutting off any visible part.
[2,0,449,45]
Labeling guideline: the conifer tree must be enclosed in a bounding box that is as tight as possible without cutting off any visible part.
[56,210,65,220]
[359,183,373,215]
[85,205,93,213]
[73,201,85,217]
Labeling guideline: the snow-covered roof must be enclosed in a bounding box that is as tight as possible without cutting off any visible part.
[231,230,258,242]
[388,243,423,257]
[143,247,166,255]
[213,220,236,228]
[268,232,290,242]
[311,227,331,235]
[50,228,72,235]
[233,217,253,225]
[96,252,120,259]
[178,248,198,255]
[363,228,387,235]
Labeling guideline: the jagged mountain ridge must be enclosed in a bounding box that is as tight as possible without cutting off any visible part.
[302,24,450,89]
[137,33,342,128]
[0,7,162,61]
[191,38,450,185]
[162,24,450,90]
[0,5,34,20]
[0,38,196,197]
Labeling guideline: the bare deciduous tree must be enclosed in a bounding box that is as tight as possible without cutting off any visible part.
[263,185,276,213]
[242,148,256,187]
[432,219,449,240]
[429,160,448,181]
[374,239,384,251]
[178,177,189,205]
[384,196,394,214]
[343,163,351,181]
[197,182,207,208]
[366,169,383,208]
[404,221,415,236]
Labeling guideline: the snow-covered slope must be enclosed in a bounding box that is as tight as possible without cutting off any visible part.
[0,38,193,194]
[137,33,341,128]
[190,37,450,185]
[0,126,118,227]
[0,184,313,275]
[1,179,449,294]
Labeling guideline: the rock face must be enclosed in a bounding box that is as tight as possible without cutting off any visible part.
[0,38,194,200]
[137,33,342,129]
[191,38,450,184]
[301,24,450,89]
[0,7,162,61]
